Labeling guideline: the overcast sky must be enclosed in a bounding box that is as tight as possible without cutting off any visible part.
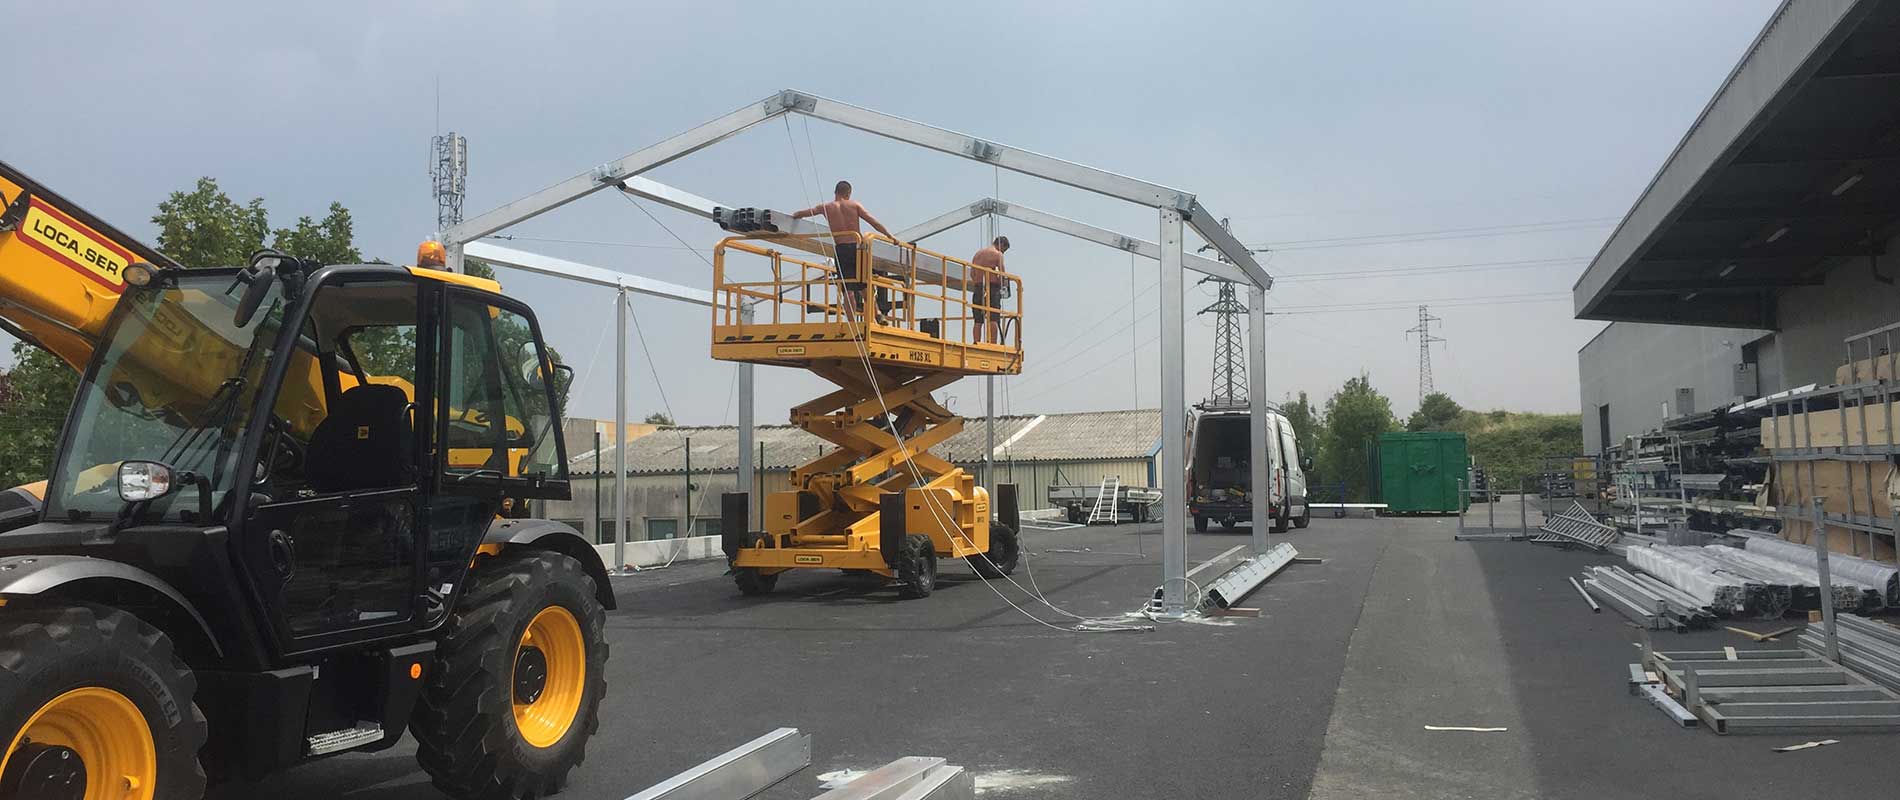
[4,1,1782,425]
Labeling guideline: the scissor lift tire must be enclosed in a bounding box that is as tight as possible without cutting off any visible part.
[969,524,1020,578]
[895,535,937,599]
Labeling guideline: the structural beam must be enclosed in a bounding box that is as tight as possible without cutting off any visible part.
[786,90,1189,210]
[1183,200,1273,289]
[446,95,788,251]
[897,198,1256,285]
[1248,285,1271,554]
[1158,208,1188,617]
[466,242,714,306]
[450,89,1266,283]
[737,307,755,515]
[614,287,629,571]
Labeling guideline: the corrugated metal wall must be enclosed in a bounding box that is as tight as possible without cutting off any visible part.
[543,457,1154,541]
[970,459,1155,511]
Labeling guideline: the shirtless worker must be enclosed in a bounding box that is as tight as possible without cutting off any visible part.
[791,181,898,321]
[969,236,1010,343]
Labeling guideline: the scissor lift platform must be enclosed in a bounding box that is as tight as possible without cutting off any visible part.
[711,230,1024,596]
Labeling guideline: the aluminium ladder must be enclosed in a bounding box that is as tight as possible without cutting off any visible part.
[1089,476,1121,525]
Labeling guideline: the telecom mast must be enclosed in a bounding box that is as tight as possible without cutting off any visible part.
[430,132,468,233]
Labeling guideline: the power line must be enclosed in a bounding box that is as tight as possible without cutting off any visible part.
[484,233,704,252]
[1266,292,1569,315]
[1247,215,1617,249]
[1274,255,1588,282]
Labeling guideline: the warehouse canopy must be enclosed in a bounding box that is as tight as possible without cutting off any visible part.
[1573,0,1900,329]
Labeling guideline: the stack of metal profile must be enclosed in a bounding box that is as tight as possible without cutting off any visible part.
[1535,502,1619,550]
[1642,646,1900,734]
[1624,545,1751,615]
[1799,616,1900,695]
[1582,566,1714,632]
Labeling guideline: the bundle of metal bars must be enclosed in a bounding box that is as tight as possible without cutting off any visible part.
[1744,535,1900,607]
[1624,545,1748,614]
[1635,544,1873,614]
[1712,546,1881,612]
[1799,616,1900,694]
[1582,566,1715,631]
[1535,501,1619,549]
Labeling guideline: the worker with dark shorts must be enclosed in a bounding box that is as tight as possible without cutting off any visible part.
[792,180,897,322]
[970,236,1009,343]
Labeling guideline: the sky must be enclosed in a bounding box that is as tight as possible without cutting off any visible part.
[3,0,1785,426]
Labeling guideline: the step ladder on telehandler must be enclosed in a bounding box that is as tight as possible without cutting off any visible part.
[709,222,1026,599]
[1089,476,1121,525]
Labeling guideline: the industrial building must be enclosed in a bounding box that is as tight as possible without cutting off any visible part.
[1576,0,1900,452]
[545,409,1163,546]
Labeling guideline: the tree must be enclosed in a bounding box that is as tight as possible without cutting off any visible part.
[271,202,362,264]
[643,412,675,426]
[0,342,80,488]
[1317,374,1396,501]
[1282,391,1319,466]
[152,178,269,267]
[1407,392,1465,432]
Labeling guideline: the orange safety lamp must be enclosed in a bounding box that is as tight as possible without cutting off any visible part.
[417,240,447,269]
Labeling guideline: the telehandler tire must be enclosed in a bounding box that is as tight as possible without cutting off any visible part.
[412,550,608,800]
[0,604,207,800]
[896,534,937,599]
[969,523,1020,578]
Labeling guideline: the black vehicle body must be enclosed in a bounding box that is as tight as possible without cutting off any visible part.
[0,263,612,780]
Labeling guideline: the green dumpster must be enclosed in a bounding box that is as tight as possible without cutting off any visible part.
[1375,431,1469,514]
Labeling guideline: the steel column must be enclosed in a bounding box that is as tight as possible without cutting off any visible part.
[737,306,755,517]
[1159,208,1188,616]
[983,213,996,489]
[614,288,629,571]
[1248,285,1270,554]
[1814,498,1840,662]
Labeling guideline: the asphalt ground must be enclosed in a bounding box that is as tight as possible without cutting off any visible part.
[215,500,1900,799]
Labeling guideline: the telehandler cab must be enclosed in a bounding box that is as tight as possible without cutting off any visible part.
[0,160,612,799]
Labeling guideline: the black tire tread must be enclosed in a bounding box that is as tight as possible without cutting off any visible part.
[968,524,1019,578]
[0,604,207,798]
[411,550,608,800]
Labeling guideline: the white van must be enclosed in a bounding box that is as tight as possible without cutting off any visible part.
[1187,406,1310,532]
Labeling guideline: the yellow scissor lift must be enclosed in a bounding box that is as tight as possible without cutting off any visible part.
[711,228,1023,598]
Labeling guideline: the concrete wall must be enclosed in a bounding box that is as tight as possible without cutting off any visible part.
[1768,243,1900,389]
[1578,323,1767,455]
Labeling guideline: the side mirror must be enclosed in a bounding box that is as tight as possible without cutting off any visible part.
[118,461,177,502]
[551,363,574,412]
[1300,456,1314,472]
[233,261,278,327]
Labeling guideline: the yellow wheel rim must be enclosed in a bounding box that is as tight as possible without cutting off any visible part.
[511,605,586,749]
[3,687,157,800]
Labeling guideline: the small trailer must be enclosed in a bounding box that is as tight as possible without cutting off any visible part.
[1049,482,1163,524]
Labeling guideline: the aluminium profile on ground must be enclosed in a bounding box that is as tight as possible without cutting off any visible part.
[624,727,812,800]
[1583,578,1667,630]
[1201,542,1298,610]
[811,757,973,800]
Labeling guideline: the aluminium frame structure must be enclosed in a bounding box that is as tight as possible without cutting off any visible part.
[442,89,1273,617]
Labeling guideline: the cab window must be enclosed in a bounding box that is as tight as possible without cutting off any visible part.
[439,295,567,487]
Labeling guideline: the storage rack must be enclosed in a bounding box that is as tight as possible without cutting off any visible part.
[1760,321,1900,563]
